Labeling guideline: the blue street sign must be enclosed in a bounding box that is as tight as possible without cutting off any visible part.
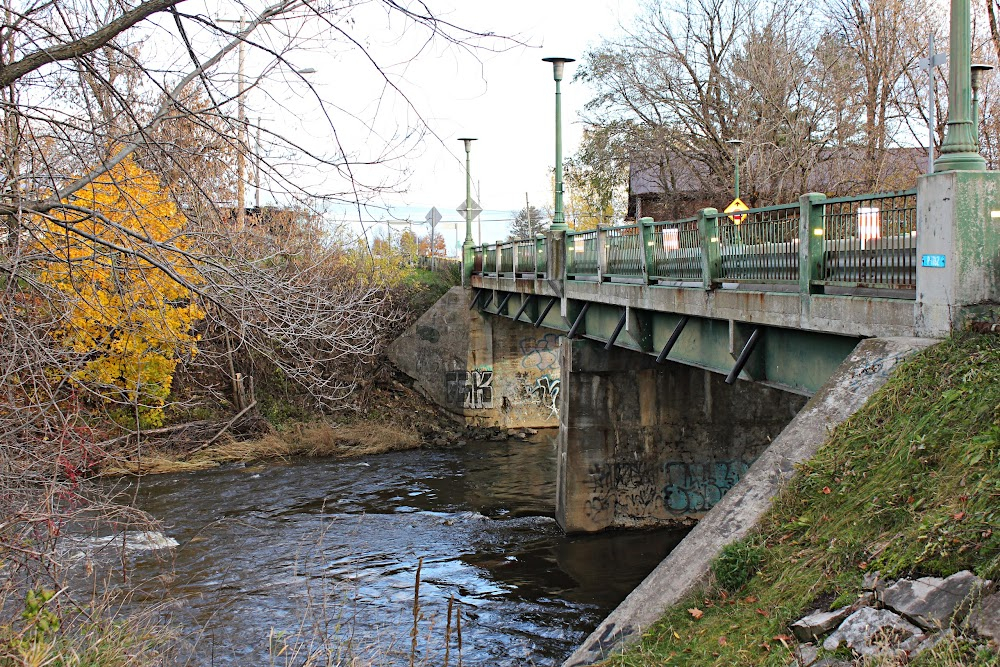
[921,254,947,268]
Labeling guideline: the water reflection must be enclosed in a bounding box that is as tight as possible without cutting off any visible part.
[114,435,687,666]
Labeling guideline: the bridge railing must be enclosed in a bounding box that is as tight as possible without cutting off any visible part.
[472,188,919,299]
[566,229,599,279]
[648,217,702,282]
[713,203,800,285]
[473,237,550,279]
[819,190,917,290]
[499,242,515,275]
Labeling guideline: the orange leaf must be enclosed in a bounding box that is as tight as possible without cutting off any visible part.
[718,635,728,646]
[755,608,770,618]
[822,486,832,494]
[688,607,704,620]
[953,511,966,521]
[743,595,758,604]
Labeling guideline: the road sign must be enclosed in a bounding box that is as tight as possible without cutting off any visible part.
[724,197,749,225]
[425,207,442,225]
[456,199,483,219]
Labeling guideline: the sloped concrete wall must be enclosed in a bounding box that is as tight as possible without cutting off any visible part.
[562,336,937,667]
[387,287,561,428]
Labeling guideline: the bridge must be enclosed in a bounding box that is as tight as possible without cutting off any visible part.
[389,170,1000,536]
[469,182,997,395]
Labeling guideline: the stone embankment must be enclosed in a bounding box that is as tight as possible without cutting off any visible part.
[790,570,996,665]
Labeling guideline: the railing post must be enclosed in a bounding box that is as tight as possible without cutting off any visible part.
[536,236,544,275]
[597,225,607,282]
[512,241,519,276]
[697,208,720,289]
[640,216,654,284]
[495,241,502,276]
[799,193,826,295]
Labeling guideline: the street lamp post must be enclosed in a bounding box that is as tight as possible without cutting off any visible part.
[971,63,993,145]
[935,0,986,171]
[726,139,743,200]
[542,57,575,231]
[458,137,477,284]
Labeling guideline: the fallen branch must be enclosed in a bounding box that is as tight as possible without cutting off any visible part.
[184,401,258,458]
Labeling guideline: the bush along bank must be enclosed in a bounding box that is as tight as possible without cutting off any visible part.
[602,332,1000,667]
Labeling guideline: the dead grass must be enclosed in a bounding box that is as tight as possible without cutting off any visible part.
[102,421,423,476]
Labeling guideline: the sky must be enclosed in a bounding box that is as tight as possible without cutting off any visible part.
[294,0,641,250]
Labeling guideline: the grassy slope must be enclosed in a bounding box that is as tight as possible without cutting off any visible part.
[605,332,1000,667]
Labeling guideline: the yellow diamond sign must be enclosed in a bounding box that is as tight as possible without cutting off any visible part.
[724,197,749,225]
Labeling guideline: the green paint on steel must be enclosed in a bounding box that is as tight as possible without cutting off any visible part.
[491,296,859,395]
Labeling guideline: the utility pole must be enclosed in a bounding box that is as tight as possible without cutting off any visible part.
[236,15,246,229]
[254,118,261,209]
[918,34,947,173]
[526,192,532,236]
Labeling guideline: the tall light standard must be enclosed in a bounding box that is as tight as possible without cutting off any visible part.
[971,63,993,145]
[458,137,477,283]
[726,139,743,200]
[935,0,986,171]
[542,57,574,231]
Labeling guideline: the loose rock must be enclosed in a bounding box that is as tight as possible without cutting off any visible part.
[968,590,1000,641]
[882,570,990,631]
[791,606,853,642]
[822,607,925,657]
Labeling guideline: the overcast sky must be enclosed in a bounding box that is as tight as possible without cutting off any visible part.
[311,0,640,248]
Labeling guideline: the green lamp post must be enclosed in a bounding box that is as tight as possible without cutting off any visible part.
[458,137,477,283]
[542,57,575,231]
[726,139,743,200]
[935,0,986,171]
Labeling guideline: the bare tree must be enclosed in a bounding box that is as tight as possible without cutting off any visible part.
[577,0,935,215]
[0,0,512,613]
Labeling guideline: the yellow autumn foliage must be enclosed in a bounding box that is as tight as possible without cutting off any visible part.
[35,157,204,426]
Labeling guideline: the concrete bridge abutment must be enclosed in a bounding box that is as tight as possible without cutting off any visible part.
[555,339,808,534]
[388,287,562,429]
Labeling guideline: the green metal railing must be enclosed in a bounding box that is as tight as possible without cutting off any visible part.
[471,188,919,300]
[604,224,644,278]
[648,217,702,281]
[820,190,917,290]
[566,229,599,277]
[716,203,800,284]
[499,242,515,275]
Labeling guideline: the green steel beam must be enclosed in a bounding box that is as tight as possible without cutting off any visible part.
[483,292,860,395]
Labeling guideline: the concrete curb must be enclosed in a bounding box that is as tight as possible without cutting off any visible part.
[562,336,938,666]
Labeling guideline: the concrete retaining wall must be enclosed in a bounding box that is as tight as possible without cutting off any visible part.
[387,287,561,428]
[563,336,937,666]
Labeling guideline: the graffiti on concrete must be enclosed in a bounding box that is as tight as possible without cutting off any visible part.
[525,374,561,417]
[584,458,660,521]
[584,462,615,522]
[662,461,749,514]
[519,333,561,372]
[416,325,440,343]
[582,458,751,521]
[446,368,494,409]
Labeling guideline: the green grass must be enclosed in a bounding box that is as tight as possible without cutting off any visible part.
[605,332,1000,666]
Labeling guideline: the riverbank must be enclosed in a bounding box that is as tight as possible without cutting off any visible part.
[98,371,536,476]
[593,331,999,666]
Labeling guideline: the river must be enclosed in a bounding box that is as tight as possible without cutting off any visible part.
[110,434,687,666]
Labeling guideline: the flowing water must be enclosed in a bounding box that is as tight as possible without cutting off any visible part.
[110,435,687,666]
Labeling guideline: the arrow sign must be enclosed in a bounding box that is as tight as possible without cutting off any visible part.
[456,199,483,219]
[425,207,442,225]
